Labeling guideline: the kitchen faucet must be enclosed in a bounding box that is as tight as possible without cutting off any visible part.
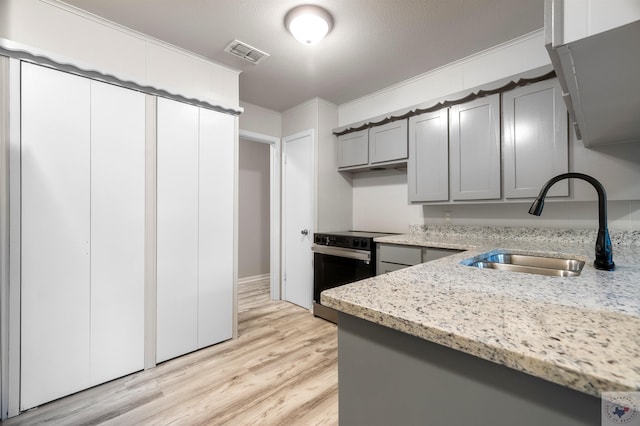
[528,172,615,271]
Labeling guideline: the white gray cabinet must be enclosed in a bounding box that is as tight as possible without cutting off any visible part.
[449,94,501,201]
[21,63,145,410]
[377,243,459,275]
[369,120,408,164]
[503,79,568,198]
[337,129,368,168]
[156,98,233,363]
[544,0,640,147]
[337,120,408,171]
[408,110,449,202]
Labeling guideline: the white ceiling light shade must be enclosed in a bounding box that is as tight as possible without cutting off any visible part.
[285,5,334,45]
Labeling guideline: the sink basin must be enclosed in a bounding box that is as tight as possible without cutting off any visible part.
[464,252,585,277]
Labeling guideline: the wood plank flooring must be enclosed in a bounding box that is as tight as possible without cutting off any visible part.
[3,278,338,425]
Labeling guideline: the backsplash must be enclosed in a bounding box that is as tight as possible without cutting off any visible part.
[408,224,640,247]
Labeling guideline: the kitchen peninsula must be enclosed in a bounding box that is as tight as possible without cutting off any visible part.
[322,225,640,426]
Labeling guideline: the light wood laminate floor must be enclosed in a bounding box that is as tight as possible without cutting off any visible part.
[3,278,338,425]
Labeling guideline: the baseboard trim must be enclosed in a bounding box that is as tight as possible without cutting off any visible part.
[238,273,270,285]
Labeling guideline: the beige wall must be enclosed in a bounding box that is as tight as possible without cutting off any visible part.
[239,101,281,138]
[238,139,270,279]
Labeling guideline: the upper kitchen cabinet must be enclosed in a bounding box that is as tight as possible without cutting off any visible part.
[369,120,408,164]
[337,129,368,169]
[337,120,408,171]
[449,94,501,201]
[503,79,569,198]
[544,0,640,147]
[408,110,449,202]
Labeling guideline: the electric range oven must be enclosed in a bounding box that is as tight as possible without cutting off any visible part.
[312,231,391,323]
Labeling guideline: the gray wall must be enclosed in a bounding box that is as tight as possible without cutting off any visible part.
[238,138,270,279]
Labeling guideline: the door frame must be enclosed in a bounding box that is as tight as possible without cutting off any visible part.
[281,128,316,309]
[238,129,282,300]
[1,58,21,419]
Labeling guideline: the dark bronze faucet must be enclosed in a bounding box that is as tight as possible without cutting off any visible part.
[528,173,615,271]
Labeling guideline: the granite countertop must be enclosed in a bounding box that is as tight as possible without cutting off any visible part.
[321,225,640,397]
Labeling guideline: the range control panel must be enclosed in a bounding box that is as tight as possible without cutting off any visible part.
[314,233,371,250]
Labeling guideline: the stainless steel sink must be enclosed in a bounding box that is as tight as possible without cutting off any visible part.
[464,252,585,277]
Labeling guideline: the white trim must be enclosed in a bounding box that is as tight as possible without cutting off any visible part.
[238,129,282,301]
[0,39,242,117]
[7,58,21,418]
[143,95,157,370]
[239,129,279,145]
[0,54,9,421]
[237,274,270,285]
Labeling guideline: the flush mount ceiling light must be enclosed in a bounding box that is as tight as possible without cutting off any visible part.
[285,4,333,45]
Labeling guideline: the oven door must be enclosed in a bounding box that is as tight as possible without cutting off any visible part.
[312,245,375,304]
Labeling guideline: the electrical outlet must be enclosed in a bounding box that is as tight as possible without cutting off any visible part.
[444,211,452,223]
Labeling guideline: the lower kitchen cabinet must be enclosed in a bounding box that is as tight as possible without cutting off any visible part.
[156,98,234,363]
[20,63,145,410]
[338,313,599,426]
[377,243,459,274]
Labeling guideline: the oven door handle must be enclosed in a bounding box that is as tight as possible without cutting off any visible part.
[312,245,371,261]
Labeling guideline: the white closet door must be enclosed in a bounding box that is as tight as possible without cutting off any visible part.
[21,63,91,410]
[157,97,200,362]
[197,109,234,348]
[90,80,145,384]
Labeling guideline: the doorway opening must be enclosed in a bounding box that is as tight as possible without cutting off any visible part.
[237,130,280,301]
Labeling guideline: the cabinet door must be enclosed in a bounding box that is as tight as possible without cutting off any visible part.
[450,95,501,200]
[377,261,409,275]
[369,120,408,164]
[378,244,422,266]
[21,63,91,410]
[197,108,234,348]
[157,98,200,362]
[422,247,460,262]
[337,129,368,168]
[90,80,145,384]
[408,110,449,202]
[503,79,568,198]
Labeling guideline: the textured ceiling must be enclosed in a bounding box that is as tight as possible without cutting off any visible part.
[61,0,544,112]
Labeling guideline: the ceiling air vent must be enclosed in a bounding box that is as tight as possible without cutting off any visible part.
[224,40,270,65]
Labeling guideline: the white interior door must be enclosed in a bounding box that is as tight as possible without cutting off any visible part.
[21,62,91,410]
[197,108,234,348]
[156,98,200,362]
[89,79,145,385]
[283,130,314,309]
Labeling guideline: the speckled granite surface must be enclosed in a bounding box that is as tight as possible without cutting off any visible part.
[321,225,640,397]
